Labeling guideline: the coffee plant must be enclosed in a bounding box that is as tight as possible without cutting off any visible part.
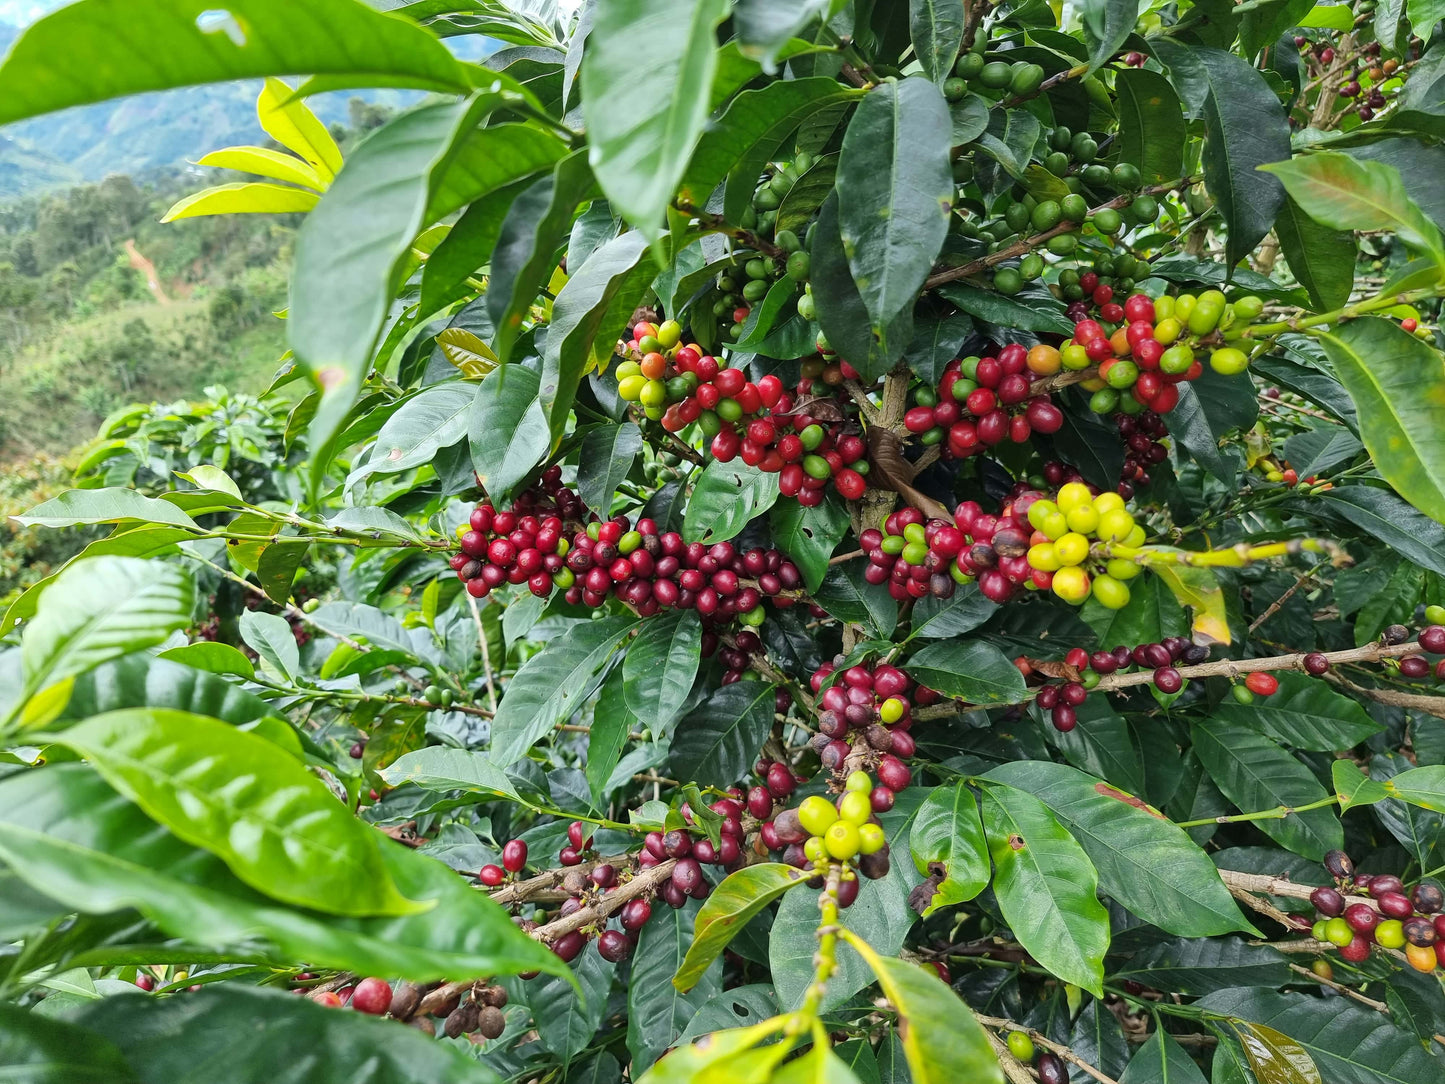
[4,0,1445,1081]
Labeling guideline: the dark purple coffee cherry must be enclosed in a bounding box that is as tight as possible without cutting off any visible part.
[1411,882,1444,914]
[1419,625,1445,654]
[1153,667,1183,694]
[620,898,652,930]
[1404,916,1438,948]
[551,931,587,962]
[671,857,704,895]
[1310,886,1345,917]
[1303,652,1331,676]
[1378,891,1413,919]
[1037,1051,1067,1084]
[597,929,633,962]
[1370,874,1405,898]
[837,876,860,908]
[662,830,693,859]
[1385,624,1411,645]
[1400,655,1430,678]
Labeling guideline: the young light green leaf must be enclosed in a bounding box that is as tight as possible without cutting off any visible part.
[673,863,808,992]
[380,747,522,801]
[15,488,199,530]
[1333,760,1388,813]
[1382,765,1445,811]
[239,609,299,683]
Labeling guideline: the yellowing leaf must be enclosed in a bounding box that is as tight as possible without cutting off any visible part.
[162,182,319,222]
[1150,564,1231,645]
[437,328,498,379]
[258,76,343,181]
[198,145,325,190]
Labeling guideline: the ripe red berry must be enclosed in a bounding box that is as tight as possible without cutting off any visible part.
[351,977,393,1015]
[502,839,528,873]
[1303,653,1331,676]
[597,929,633,963]
[1244,672,1279,696]
[479,864,506,887]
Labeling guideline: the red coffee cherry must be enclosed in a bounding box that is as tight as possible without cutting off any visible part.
[351,977,393,1015]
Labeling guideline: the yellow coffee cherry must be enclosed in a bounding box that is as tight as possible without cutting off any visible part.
[456,524,469,540]
[804,835,828,866]
[1105,557,1143,580]
[1080,377,1107,392]
[1153,317,1181,345]
[1037,511,1068,541]
[1097,508,1135,543]
[617,375,647,401]
[656,319,682,348]
[1091,574,1131,610]
[1027,499,1060,531]
[845,770,872,793]
[1052,565,1092,604]
[824,821,861,860]
[1092,491,1125,515]
[838,790,872,826]
[1057,482,1092,513]
[615,360,642,380]
[1053,532,1090,566]
[798,795,838,836]
[1124,525,1146,547]
[858,823,886,854]
[1028,543,1061,572]
[1065,504,1099,535]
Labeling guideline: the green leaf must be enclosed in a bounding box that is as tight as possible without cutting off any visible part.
[624,610,703,733]
[18,556,193,711]
[258,76,342,180]
[356,383,473,480]
[489,615,638,765]
[1192,719,1343,859]
[935,283,1075,335]
[1172,44,1291,267]
[528,947,615,1062]
[769,496,852,592]
[427,121,568,223]
[1383,764,1445,812]
[1115,69,1186,186]
[673,863,808,992]
[812,190,915,382]
[488,152,596,363]
[293,98,494,494]
[683,459,782,544]
[0,0,470,127]
[1112,936,1290,995]
[0,1004,138,1084]
[1081,0,1139,74]
[1317,319,1445,528]
[1198,989,1434,1084]
[670,681,776,787]
[1333,759,1388,813]
[837,78,954,335]
[905,640,1027,704]
[1150,563,1231,646]
[1120,1028,1208,1084]
[908,583,998,640]
[1232,1023,1322,1084]
[469,364,551,501]
[57,655,270,730]
[814,559,898,639]
[1081,573,1187,651]
[732,0,833,70]
[1262,152,1445,268]
[1312,485,1445,577]
[54,709,423,917]
[240,609,300,682]
[987,760,1254,936]
[160,181,320,220]
[73,984,500,1084]
[1210,671,1382,751]
[1274,193,1356,311]
[588,667,636,804]
[777,153,840,237]
[903,311,975,387]
[15,487,199,530]
[577,423,643,516]
[255,541,309,606]
[977,781,1109,995]
[541,230,653,441]
[628,899,723,1072]
[909,783,989,915]
[0,764,567,983]
[155,643,256,680]
[911,0,966,83]
[581,0,729,235]
[420,181,529,314]
[379,747,522,801]
[842,935,1003,1084]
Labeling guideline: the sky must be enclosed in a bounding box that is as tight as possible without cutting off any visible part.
[0,0,55,26]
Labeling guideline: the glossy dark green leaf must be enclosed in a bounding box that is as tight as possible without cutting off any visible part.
[1318,319,1445,527]
[1072,1000,1131,1083]
[488,152,596,363]
[909,783,989,915]
[903,311,975,386]
[1080,573,1186,651]
[987,760,1253,936]
[15,488,199,530]
[837,78,954,334]
[1210,671,1381,752]
[682,459,781,544]
[911,0,966,83]
[1311,485,1445,577]
[18,556,193,710]
[1113,936,1289,995]
[908,583,998,640]
[624,610,703,733]
[1240,0,1315,56]
[1119,1027,1208,1084]
[0,1004,138,1084]
[527,946,615,1062]
[670,681,776,786]
[58,655,275,730]
[905,640,1027,704]
[674,863,808,991]
[1114,69,1186,185]
[776,153,839,237]
[54,709,420,917]
[733,275,801,349]
[356,382,473,480]
[977,781,1109,995]
[254,542,309,606]
[0,764,567,982]
[74,984,500,1084]
[379,747,521,801]
[581,0,729,234]
[469,364,551,502]
[1192,719,1343,859]
[811,191,915,382]
[428,120,567,222]
[975,106,1040,179]
[577,423,643,516]
[588,667,636,803]
[1165,44,1290,266]
[1274,194,1355,312]
[490,615,638,765]
[1048,697,1147,798]
[814,559,899,639]
[541,230,653,441]
[769,495,852,592]
[628,899,722,1072]
[1198,989,1432,1084]
[1080,0,1139,73]
[0,0,470,127]
[935,283,1075,335]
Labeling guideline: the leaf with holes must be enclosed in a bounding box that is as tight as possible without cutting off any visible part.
[683,459,781,545]
[769,496,851,592]
[909,783,989,916]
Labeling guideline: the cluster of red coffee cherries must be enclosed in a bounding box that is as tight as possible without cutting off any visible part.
[806,659,926,794]
[1026,638,1213,731]
[863,500,1038,603]
[449,468,583,599]
[904,344,1066,459]
[1309,850,1445,973]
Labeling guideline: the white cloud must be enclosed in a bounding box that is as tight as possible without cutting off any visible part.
[0,1,59,28]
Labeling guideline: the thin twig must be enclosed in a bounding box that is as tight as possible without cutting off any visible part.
[468,592,499,714]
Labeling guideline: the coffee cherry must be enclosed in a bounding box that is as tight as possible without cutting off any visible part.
[1385,624,1412,645]
[662,830,693,859]
[1412,883,1444,913]
[1374,919,1406,949]
[621,898,653,931]
[1339,936,1371,963]
[479,864,506,887]
[352,977,393,1015]
[1406,942,1438,972]
[1419,626,1445,654]
[1153,667,1183,694]
[1006,1031,1035,1062]
[1378,892,1413,919]
[598,929,633,963]
[1244,672,1279,696]
[502,839,528,874]
[1324,850,1354,880]
[1037,1051,1067,1084]
[1303,653,1331,676]
[1344,903,1378,932]
[1405,916,1438,947]
[1324,917,1354,946]
[1310,958,1334,981]
[1370,874,1405,898]
[1310,886,1345,916]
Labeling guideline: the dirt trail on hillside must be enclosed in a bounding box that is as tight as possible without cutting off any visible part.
[124,239,170,304]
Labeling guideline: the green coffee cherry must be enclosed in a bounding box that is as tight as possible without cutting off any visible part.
[1060,193,1088,223]
[1112,162,1142,189]
[980,62,1013,88]
[993,267,1023,295]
